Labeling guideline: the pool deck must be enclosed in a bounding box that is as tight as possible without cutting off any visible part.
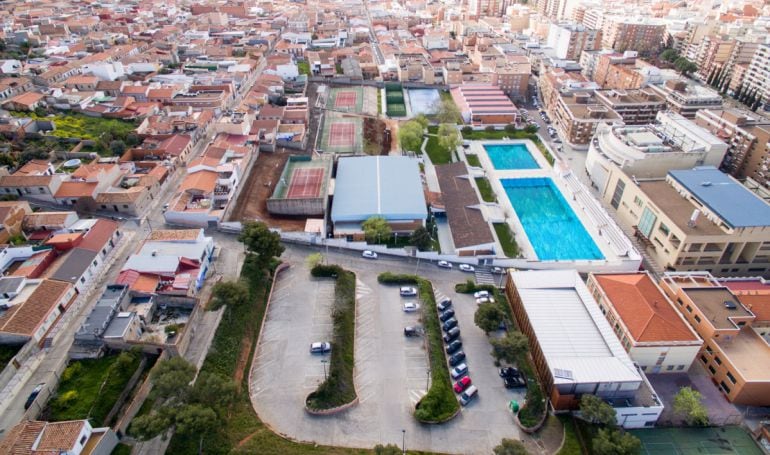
[466,139,639,267]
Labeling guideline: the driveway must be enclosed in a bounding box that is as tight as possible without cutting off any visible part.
[249,246,522,454]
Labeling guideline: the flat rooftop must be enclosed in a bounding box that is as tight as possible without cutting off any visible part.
[669,167,770,229]
[682,288,753,329]
[637,180,724,235]
[716,327,770,381]
[510,270,641,385]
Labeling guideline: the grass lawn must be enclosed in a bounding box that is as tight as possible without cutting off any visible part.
[465,154,481,167]
[0,344,22,371]
[493,223,520,258]
[335,64,343,74]
[297,61,311,76]
[425,126,452,164]
[439,90,454,105]
[556,415,583,455]
[47,352,142,426]
[10,112,136,142]
[475,177,496,203]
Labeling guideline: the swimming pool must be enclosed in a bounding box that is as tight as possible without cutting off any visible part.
[484,143,540,170]
[501,178,604,261]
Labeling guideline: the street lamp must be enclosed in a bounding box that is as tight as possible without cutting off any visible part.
[426,369,431,391]
[401,429,406,455]
[321,359,328,380]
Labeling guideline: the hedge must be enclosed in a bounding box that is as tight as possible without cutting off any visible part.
[377,272,419,285]
[306,265,357,410]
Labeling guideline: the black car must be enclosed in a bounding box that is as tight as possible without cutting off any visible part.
[24,383,45,410]
[437,298,452,312]
[443,327,461,343]
[448,351,466,366]
[500,367,520,378]
[503,375,527,388]
[442,318,458,332]
[404,326,421,337]
[446,339,463,354]
[439,309,455,322]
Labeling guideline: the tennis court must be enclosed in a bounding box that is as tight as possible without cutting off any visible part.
[334,91,358,109]
[632,427,762,455]
[286,167,324,198]
[328,123,355,147]
[318,114,363,154]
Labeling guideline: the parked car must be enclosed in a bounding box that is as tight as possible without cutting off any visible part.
[491,267,506,275]
[404,326,421,337]
[473,290,490,299]
[24,383,45,410]
[459,264,475,272]
[442,318,458,332]
[400,286,417,297]
[476,296,495,304]
[446,340,463,354]
[453,376,472,393]
[448,351,466,366]
[500,367,519,378]
[503,375,527,388]
[439,308,455,322]
[450,363,469,379]
[437,298,452,312]
[403,302,419,312]
[443,327,461,343]
[459,385,478,406]
[437,260,453,269]
[362,250,378,259]
[309,342,331,354]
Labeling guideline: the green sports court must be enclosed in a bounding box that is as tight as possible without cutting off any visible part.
[631,427,762,455]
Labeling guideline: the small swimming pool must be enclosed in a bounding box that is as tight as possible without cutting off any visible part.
[501,178,604,261]
[484,143,540,170]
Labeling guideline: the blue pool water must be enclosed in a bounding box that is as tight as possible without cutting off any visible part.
[484,143,540,170]
[501,178,604,261]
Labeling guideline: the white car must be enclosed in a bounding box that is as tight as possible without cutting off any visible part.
[403,302,420,312]
[473,290,490,299]
[400,286,418,297]
[458,264,475,273]
[309,342,331,354]
[437,260,453,269]
[476,296,495,305]
[451,363,469,379]
[362,250,378,259]
[491,267,506,275]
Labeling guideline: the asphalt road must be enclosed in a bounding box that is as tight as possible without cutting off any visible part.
[249,245,524,454]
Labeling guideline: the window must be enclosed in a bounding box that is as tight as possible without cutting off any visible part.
[80,436,87,445]
[708,365,716,375]
[641,365,647,371]
[39,187,46,194]
[80,277,85,284]
[92,260,98,267]
[633,195,643,207]
[720,381,731,394]
[694,315,701,323]
[677,298,683,306]
[611,179,625,209]
[638,207,657,237]
[726,371,737,384]
[666,365,674,371]
[123,204,129,209]
[101,205,107,209]
[658,223,670,236]
[677,365,685,370]
[686,305,692,313]
[737,321,746,327]
[714,356,722,365]
[644,421,655,427]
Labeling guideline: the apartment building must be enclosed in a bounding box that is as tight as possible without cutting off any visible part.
[546,22,602,60]
[593,52,646,90]
[601,166,770,277]
[693,36,735,82]
[538,66,599,120]
[505,270,664,427]
[587,272,703,373]
[660,272,770,406]
[594,89,666,125]
[586,111,727,191]
[743,43,770,111]
[552,91,621,147]
[648,79,723,119]
[601,17,666,55]
[695,109,770,188]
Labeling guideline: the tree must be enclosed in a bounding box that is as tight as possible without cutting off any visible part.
[175,403,218,435]
[151,356,196,403]
[409,226,432,251]
[374,444,401,455]
[461,125,473,135]
[436,99,461,124]
[660,48,679,63]
[305,252,323,268]
[673,57,698,76]
[490,331,529,364]
[505,123,517,133]
[593,428,642,455]
[110,139,126,156]
[125,131,141,146]
[238,221,284,271]
[190,373,237,413]
[398,120,423,152]
[673,386,709,426]
[493,438,530,455]
[485,125,496,133]
[210,280,250,310]
[524,124,538,134]
[361,216,392,243]
[130,407,175,440]
[0,153,15,167]
[475,303,505,334]
[579,394,618,426]
[413,114,429,130]
[437,123,460,152]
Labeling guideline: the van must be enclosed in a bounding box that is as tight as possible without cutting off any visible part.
[459,385,478,406]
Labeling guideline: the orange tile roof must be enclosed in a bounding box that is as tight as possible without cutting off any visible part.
[594,273,700,343]
[0,279,73,336]
[147,229,202,241]
[732,293,770,323]
[35,420,85,452]
[79,219,118,252]
[14,160,51,176]
[180,170,217,193]
[70,163,117,180]
[54,181,98,198]
[0,421,46,454]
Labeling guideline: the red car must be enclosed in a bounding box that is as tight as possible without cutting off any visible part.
[453,376,472,393]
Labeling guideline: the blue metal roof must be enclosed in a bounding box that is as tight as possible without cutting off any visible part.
[331,156,427,223]
[669,167,770,228]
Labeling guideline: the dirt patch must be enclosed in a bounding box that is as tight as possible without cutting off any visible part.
[363,117,391,155]
[233,326,254,390]
[228,150,307,231]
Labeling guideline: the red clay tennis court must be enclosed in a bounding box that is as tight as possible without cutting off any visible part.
[334,91,358,109]
[286,167,325,198]
[328,123,355,147]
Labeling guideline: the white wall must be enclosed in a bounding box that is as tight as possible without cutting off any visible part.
[631,344,702,374]
[615,404,664,429]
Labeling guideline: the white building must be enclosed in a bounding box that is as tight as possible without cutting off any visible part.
[743,42,770,111]
[81,62,126,81]
[586,111,728,193]
[505,269,664,428]
[546,22,601,60]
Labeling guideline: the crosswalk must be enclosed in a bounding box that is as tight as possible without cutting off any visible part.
[474,267,497,286]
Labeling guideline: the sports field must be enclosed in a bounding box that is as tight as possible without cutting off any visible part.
[327,86,378,115]
[631,427,762,455]
[385,83,406,117]
[318,114,363,154]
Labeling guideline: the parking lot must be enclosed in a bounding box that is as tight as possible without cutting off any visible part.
[249,246,524,454]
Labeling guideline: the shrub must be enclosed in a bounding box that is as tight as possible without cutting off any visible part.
[310,264,342,277]
[455,280,496,294]
[485,125,496,132]
[377,272,419,285]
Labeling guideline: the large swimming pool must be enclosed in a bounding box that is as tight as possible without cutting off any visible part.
[484,143,540,170]
[501,178,604,261]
